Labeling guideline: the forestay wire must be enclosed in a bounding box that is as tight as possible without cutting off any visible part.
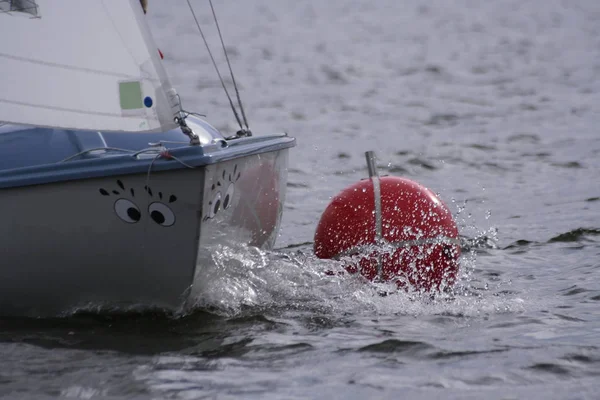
[185,0,251,136]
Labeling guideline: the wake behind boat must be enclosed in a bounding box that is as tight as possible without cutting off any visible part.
[0,0,295,316]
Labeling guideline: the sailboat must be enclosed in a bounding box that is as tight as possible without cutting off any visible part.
[0,0,295,316]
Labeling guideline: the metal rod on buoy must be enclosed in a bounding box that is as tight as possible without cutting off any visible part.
[365,151,383,280]
[365,151,379,178]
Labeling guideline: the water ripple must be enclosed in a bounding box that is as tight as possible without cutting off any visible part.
[548,228,600,243]
[357,339,433,355]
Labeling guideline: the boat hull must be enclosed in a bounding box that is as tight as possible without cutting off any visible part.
[0,147,290,316]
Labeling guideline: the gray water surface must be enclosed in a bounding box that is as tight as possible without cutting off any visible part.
[1,1,600,398]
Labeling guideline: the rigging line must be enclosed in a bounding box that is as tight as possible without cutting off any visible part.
[185,0,244,132]
[58,147,138,162]
[173,93,206,118]
[208,0,250,132]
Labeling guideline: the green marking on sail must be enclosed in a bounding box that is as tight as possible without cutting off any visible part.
[119,81,143,110]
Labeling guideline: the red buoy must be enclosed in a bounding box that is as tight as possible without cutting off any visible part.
[314,152,460,292]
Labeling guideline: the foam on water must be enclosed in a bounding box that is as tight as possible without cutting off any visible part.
[187,229,528,320]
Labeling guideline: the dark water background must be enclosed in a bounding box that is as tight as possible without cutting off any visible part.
[2,0,600,398]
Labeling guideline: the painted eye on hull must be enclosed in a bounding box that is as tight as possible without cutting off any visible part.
[148,202,176,227]
[223,183,235,210]
[209,192,222,218]
[114,199,141,223]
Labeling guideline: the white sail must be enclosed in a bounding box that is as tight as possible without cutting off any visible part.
[0,0,179,132]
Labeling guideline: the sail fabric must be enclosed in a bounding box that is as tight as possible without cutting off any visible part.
[0,0,179,133]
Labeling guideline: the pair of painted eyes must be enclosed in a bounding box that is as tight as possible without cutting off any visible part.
[114,199,175,226]
[208,184,235,218]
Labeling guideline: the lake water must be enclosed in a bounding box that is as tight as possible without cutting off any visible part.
[1,0,600,398]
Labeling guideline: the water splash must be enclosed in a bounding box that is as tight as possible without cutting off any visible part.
[187,229,522,320]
